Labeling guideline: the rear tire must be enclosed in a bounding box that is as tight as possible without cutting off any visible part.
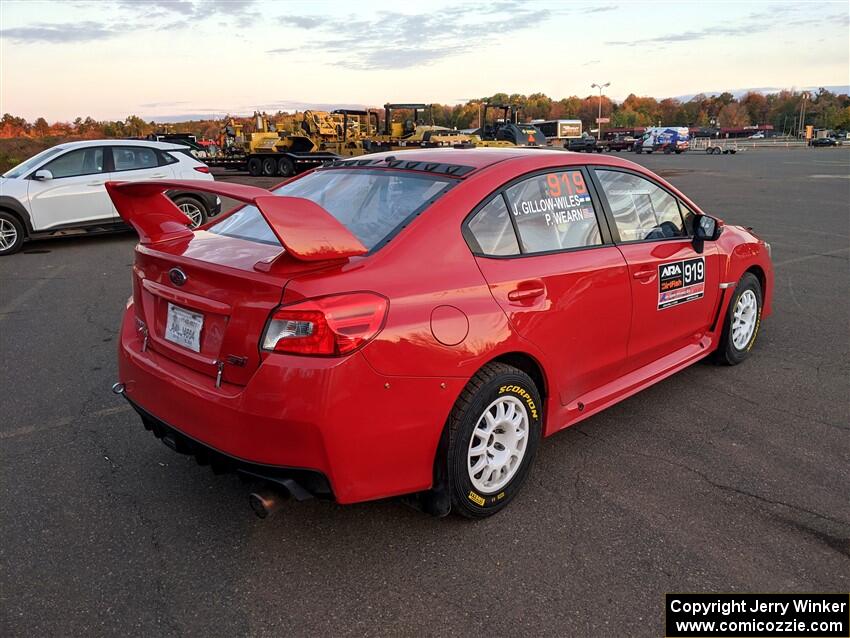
[447,362,542,518]
[247,157,262,176]
[172,196,208,228]
[715,272,763,365]
[262,157,277,176]
[0,212,25,256]
[277,157,295,177]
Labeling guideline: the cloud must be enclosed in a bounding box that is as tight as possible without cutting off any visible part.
[606,4,843,46]
[117,0,259,29]
[274,4,563,70]
[0,21,117,43]
[281,16,324,29]
[139,100,192,108]
[267,47,297,54]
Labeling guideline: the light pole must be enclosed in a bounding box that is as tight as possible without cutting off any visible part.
[591,82,610,140]
[798,92,809,140]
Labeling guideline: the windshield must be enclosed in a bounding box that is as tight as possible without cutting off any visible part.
[2,146,66,178]
[210,169,454,250]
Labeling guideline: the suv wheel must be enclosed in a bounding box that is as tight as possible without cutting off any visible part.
[447,362,542,518]
[173,197,207,228]
[0,212,25,256]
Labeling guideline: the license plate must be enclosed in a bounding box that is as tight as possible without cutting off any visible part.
[165,303,203,352]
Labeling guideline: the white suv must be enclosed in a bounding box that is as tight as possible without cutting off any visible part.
[0,139,221,256]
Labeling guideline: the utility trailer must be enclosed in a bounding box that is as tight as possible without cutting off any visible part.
[691,138,746,155]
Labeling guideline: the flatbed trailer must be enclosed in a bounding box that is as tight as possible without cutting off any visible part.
[205,151,341,177]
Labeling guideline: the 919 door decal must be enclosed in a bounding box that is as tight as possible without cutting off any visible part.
[658,257,705,309]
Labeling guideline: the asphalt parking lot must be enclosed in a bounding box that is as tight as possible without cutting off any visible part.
[1,147,848,636]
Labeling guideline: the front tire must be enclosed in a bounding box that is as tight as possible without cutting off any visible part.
[447,362,542,518]
[715,272,763,365]
[0,212,25,256]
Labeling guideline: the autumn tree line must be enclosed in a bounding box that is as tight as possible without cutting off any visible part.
[2,88,849,142]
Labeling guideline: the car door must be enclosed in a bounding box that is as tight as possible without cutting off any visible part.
[108,145,175,183]
[26,146,111,230]
[591,168,719,372]
[465,167,631,408]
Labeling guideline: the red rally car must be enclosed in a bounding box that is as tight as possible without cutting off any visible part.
[109,148,773,518]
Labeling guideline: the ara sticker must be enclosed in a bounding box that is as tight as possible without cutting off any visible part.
[657,257,705,309]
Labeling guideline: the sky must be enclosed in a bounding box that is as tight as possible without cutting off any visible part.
[1,0,848,122]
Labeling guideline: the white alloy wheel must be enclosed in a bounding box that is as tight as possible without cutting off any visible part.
[467,396,529,493]
[732,289,758,349]
[178,202,204,228]
[0,218,19,251]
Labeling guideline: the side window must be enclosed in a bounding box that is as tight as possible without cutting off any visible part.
[504,169,601,253]
[43,148,104,178]
[112,146,159,172]
[595,170,686,242]
[466,195,520,256]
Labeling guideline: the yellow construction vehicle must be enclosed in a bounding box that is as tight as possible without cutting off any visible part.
[370,103,476,150]
[472,103,547,147]
[208,111,341,177]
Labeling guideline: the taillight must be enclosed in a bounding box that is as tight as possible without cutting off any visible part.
[262,292,388,356]
[193,166,210,173]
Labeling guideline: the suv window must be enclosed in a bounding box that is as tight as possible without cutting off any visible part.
[112,146,159,172]
[466,195,520,256]
[43,148,104,178]
[503,169,602,253]
[595,170,686,241]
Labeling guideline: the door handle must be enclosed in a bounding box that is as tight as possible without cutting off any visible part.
[87,181,106,186]
[150,173,167,178]
[633,268,656,280]
[507,286,546,301]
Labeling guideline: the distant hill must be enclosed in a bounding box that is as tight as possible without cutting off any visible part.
[673,85,850,101]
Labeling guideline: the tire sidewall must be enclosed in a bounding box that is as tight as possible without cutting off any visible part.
[0,212,25,256]
[449,370,542,517]
[721,273,763,364]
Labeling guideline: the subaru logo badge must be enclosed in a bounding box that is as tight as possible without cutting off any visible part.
[169,268,187,286]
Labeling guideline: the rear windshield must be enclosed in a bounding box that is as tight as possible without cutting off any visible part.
[209,169,453,250]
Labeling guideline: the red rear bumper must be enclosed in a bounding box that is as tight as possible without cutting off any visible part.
[117,303,465,504]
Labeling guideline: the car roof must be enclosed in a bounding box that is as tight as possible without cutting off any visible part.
[334,147,647,177]
[52,139,189,151]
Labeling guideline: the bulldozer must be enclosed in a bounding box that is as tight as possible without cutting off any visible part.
[371,103,476,150]
[474,103,546,147]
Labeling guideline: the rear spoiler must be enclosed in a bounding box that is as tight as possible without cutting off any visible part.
[105,180,368,261]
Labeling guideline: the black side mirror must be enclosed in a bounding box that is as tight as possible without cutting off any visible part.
[693,214,721,253]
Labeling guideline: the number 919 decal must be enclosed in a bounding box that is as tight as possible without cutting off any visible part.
[658,257,706,309]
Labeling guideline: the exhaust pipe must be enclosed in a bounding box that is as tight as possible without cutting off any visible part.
[112,382,126,395]
[248,488,290,519]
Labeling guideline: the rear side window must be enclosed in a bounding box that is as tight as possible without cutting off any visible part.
[595,170,686,241]
[466,195,520,256]
[504,169,601,253]
[43,148,104,178]
[209,169,453,250]
[112,146,158,172]
[158,150,180,165]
